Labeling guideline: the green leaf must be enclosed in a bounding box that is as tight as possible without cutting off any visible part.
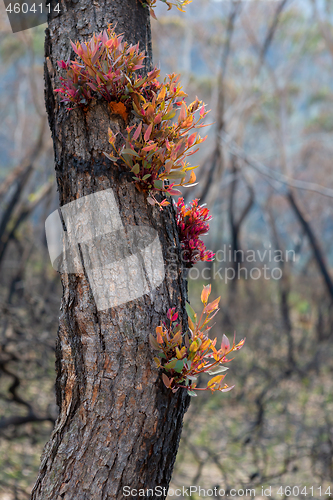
[153,179,164,190]
[173,324,182,334]
[163,170,186,180]
[103,152,118,162]
[187,390,197,397]
[164,358,178,370]
[131,163,140,174]
[163,109,176,121]
[186,302,197,325]
[174,359,185,373]
[122,154,133,167]
[207,366,229,375]
[122,148,141,157]
[134,78,145,88]
[142,174,151,181]
[153,357,161,368]
[149,333,160,350]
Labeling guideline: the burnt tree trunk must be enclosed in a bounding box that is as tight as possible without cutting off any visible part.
[31,1,190,499]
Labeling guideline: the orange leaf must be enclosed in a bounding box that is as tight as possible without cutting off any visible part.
[109,101,128,122]
[201,284,211,305]
[204,297,220,313]
[157,86,166,102]
[178,103,187,124]
[156,325,164,344]
[188,317,195,332]
[188,171,196,184]
[207,374,225,387]
[162,373,171,388]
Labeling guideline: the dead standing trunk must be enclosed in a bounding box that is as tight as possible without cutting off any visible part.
[31,1,190,499]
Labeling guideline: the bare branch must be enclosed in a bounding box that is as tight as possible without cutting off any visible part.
[311,0,333,61]
[287,190,333,302]
[221,132,333,199]
[259,0,290,64]
[0,414,54,431]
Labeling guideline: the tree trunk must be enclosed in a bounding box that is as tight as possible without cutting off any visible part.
[31,1,190,498]
[287,190,333,303]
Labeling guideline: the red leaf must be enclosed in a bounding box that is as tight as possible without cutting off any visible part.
[144,123,153,142]
[220,334,230,353]
[187,132,196,148]
[221,385,234,393]
[178,103,187,124]
[167,308,175,320]
[154,112,162,125]
[147,196,156,206]
[150,8,157,20]
[133,122,142,141]
[167,188,182,196]
[142,144,156,152]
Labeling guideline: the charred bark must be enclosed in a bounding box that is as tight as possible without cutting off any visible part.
[31,2,190,499]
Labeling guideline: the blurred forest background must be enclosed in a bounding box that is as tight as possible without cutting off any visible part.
[1,0,333,498]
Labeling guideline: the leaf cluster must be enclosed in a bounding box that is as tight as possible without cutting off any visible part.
[107,74,208,206]
[150,285,245,396]
[176,197,215,266]
[55,25,159,109]
[55,25,209,207]
[53,25,244,400]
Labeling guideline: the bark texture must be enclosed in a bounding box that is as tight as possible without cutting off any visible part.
[31,1,190,498]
